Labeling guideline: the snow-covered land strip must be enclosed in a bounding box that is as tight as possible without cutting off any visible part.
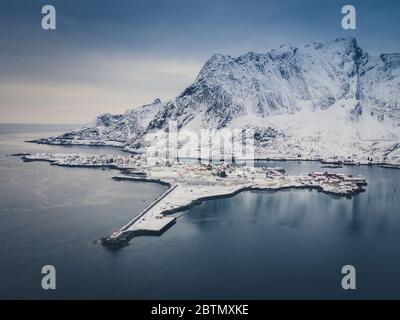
[31,138,125,147]
[105,172,366,246]
[22,152,141,169]
[20,152,367,247]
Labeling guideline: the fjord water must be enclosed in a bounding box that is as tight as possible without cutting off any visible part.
[0,124,399,299]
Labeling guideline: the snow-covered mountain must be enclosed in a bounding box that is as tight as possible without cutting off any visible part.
[39,38,400,163]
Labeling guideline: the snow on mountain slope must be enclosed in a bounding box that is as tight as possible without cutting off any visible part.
[360,53,400,124]
[40,37,400,163]
[148,37,366,131]
[37,99,164,147]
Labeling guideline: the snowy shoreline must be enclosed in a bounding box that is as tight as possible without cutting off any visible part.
[19,139,400,169]
[19,152,369,248]
[98,174,367,248]
[101,178,365,248]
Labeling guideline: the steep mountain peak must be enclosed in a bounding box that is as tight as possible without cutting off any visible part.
[197,53,234,80]
[207,53,233,63]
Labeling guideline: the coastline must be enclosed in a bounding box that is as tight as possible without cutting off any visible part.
[18,152,368,248]
[22,139,400,169]
[101,177,365,248]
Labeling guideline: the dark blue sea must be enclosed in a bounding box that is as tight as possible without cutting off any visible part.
[0,124,399,299]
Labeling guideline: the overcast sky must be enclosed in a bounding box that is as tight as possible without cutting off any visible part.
[0,0,399,124]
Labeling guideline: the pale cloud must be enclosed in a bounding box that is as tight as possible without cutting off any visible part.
[0,53,202,124]
[1,0,398,124]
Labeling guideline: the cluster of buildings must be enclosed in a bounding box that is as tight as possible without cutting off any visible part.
[179,161,287,181]
[299,171,367,194]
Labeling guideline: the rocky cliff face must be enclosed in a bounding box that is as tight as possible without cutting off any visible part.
[360,53,400,124]
[148,38,369,130]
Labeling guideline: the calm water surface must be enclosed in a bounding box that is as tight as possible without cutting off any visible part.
[0,124,399,299]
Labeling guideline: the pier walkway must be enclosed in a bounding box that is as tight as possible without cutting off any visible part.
[104,183,178,244]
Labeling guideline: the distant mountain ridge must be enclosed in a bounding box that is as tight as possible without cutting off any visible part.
[38,37,400,163]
